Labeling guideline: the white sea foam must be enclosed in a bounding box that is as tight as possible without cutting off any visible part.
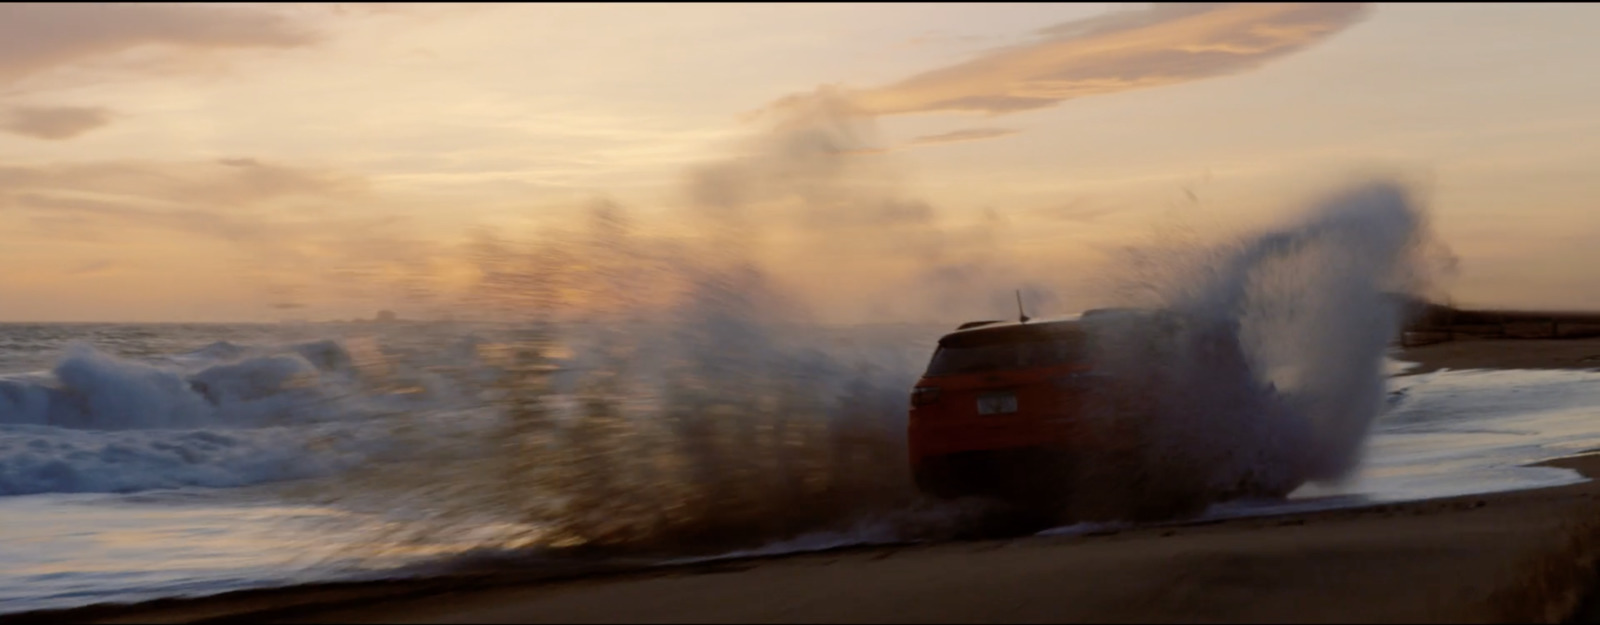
[0,335,490,497]
[0,423,372,496]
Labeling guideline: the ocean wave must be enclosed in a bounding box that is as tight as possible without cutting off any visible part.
[0,423,373,496]
[0,336,476,496]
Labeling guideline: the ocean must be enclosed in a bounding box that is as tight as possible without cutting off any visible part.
[0,320,945,613]
[2,322,1600,615]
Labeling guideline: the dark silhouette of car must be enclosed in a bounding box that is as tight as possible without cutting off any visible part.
[907,313,1106,507]
[906,307,1288,519]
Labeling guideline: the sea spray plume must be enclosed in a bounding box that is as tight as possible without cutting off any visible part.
[1076,179,1441,520]
[690,87,1058,323]
[526,216,937,551]
[294,88,1092,559]
[301,202,943,559]
[1232,182,1435,482]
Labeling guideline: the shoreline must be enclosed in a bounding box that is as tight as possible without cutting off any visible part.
[15,457,1600,624]
[1396,336,1600,376]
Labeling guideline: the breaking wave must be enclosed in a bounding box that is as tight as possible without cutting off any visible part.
[0,334,494,497]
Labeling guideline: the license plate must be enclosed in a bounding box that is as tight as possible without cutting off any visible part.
[976,391,1018,415]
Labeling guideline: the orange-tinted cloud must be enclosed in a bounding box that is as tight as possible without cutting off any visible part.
[0,4,318,140]
[64,259,116,277]
[906,127,1019,147]
[853,3,1370,116]
[0,156,448,313]
[0,158,373,259]
[0,158,366,210]
[0,3,316,84]
[0,105,112,140]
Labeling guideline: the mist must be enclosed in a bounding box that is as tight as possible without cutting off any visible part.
[280,85,1449,562]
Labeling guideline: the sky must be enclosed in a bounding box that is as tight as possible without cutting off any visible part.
[0,2,1597,323]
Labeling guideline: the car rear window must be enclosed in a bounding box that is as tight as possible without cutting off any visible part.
[924,327,1088,376]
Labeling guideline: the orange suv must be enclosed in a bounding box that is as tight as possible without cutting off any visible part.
[907,308,1172,509]
[909,312,1097,503]
[908,306,1291,517]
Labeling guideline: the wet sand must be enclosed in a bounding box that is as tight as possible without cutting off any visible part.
[15,338,1600,624]
[1399,336,1600,375]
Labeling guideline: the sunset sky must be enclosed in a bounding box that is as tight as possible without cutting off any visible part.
[0,2,1596,323]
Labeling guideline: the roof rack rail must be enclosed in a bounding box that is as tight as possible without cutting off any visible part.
[1082,307,1140,317]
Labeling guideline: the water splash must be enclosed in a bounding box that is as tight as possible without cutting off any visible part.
[1068,180,1447,521]
[299,93,1449,560]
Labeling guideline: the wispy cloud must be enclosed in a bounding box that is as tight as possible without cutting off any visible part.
[64,259,115,277]
[0,105,111,139]
[0,4,319,140]
[900,32,1006,49]
[688,5,1380,320]
[0,3,317,84]
[0,159,367,209]
[0,158,376,260]
[835,127,1020,155]
[853,3,1370,116]
[0,156,446,313]
[15,193,299,244]
[906,127,1018,147]
[1038,198,1121,223]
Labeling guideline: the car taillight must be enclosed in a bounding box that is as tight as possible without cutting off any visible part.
[911,386,941,406]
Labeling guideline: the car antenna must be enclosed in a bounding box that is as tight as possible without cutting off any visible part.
[1015,289,1030,323]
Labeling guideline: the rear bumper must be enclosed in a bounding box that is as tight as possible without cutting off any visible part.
[907,415,1089,463]
[911,448,1074,501]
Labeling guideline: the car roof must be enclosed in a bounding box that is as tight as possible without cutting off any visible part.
[947,314,1081,334]
[937,307,1163,347]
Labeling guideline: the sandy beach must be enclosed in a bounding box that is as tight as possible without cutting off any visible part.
[13,337,1600,624]
[1400,336,1600,376]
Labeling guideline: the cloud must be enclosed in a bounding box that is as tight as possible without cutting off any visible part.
[906,127,1018,147]
[0,158,367,209]
[852,3,1370,116]
[15,192,296,244]
[64,259,115,277]
[739,3,1369,166]
[831,127,1018,155]
[0,4,319,140]
[0,105,111,139]
[901,32,1006,49]
[1039,198,1121,223]
[677,87,1054,323]
[0,3,317,85]
[0,157,447,312]
[0,158,375,259]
